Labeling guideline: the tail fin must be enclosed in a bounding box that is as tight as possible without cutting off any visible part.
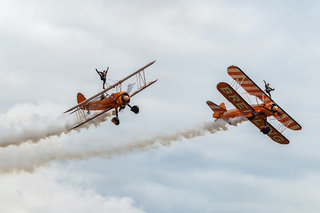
[77,93,86,104]
[206,101,227,118]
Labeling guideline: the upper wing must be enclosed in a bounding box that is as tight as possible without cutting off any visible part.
[227,65,301,131]
[273,107,302,130]
[65,61,156,114]
[227,65,270,103]
[217,82,289,144]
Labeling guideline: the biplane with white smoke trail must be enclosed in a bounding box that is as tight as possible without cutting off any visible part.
[65,61,158,130]
[207,66,301,144]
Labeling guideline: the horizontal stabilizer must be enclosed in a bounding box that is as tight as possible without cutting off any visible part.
[206,101,226,112]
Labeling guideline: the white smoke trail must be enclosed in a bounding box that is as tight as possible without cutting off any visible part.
[0,116,247,173]
[0,102,112,147]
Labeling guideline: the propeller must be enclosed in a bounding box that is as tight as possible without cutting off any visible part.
[126,83,135,94]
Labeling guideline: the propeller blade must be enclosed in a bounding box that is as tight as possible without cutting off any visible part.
[127,83,135,94]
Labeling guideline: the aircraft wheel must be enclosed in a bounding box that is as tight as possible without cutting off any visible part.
[111,117,120,125]
[265,126,271,134]
[131,105,139,114]
[261,126,271,134]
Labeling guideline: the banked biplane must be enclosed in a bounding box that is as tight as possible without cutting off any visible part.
[65,61,157,130]
[207,66,301,144]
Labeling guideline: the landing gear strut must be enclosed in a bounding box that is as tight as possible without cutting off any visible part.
[260,119,271,134]
[111,109,120,125]
[247,112,271,134]
[129,105,139,114]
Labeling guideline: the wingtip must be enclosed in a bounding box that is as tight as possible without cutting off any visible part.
[227,65,240,70]
[280,140,290,145]
[216,81,228,89]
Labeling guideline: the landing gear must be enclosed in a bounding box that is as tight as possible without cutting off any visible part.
[261,126,271,134]
[111,117,120,125]
[130,105,139,114]
[260,118,270,134]
[247,112,270,134]
[111,109,120,125]
[110,104,139,126]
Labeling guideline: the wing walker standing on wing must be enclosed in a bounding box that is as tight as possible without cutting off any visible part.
[263,80,275,98]
[96,67,109,89]
[65,61,158,130]
[207,65,301,144]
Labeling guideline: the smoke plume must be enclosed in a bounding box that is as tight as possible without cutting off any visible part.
[0,116,247,173]
[0,103,111,147]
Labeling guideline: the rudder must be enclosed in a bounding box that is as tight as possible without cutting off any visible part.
[77,93,86,104]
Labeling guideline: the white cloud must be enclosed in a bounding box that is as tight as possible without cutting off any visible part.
[0,0,319,212]
[0,167,145,213]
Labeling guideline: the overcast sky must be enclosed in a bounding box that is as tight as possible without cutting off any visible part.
[0,0,320,212]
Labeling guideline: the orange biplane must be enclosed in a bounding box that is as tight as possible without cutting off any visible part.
[207,66,301,144]
[65,61,157,130]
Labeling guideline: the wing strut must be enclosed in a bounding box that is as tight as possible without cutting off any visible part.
[227,65,301,131]
[65,61,156,114]
[69,108,112,131]
[217,82,289,144]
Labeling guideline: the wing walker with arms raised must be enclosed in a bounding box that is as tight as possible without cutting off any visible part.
[207,65,301,144]
[65,61,158,130]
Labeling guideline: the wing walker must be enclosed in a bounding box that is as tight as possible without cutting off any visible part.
[65,61,158,130]
[207,65,301,144]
